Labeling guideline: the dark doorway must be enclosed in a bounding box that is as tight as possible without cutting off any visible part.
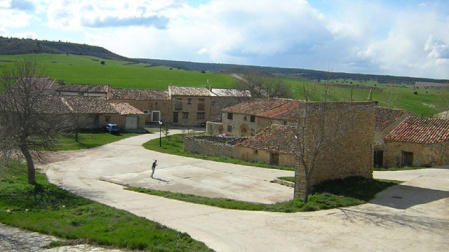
[374,150,384,168]
[173,112,178,123]
[270,153,279,165]
[402,151,413,167]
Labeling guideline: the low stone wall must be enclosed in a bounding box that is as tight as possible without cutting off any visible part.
[183,136,245,158]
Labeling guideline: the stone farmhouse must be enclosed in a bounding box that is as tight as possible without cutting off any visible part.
[237,124,297,166]
[212,98,300,137]
[374,107,415,167]
[108,88,170,124]
[168,85,250,127]
[384,116,449,167]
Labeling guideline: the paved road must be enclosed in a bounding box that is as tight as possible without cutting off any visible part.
[40,132,449,252]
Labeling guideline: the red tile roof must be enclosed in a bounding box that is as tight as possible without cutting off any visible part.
[110,102,144,115]
[223,99,300,119]
[375,107,413,130]
[385,116,449,144]
[13,77,56,90]
[56,83,111,93]
[110,88,169,100]
[237,124,297,154]
[169,85,211,96]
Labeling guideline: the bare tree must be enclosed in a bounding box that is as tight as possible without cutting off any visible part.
[235,73,293,99]
[0,60,65,185]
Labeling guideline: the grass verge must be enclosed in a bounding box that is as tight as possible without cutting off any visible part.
[55,130,140,150]
[128,177,400,213]
[374,166,428,171]
[0,161,212,251]
[143,134,294,171]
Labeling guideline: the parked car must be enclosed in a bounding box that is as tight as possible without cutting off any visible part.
[104,123,119,134]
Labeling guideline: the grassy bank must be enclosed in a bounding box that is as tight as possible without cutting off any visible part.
[55,131,140,150]
[129,177,399,212]
[0,161,212,251]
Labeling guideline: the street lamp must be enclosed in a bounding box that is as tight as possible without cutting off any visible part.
[159,121,163,147]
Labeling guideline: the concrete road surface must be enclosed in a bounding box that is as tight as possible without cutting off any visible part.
[40,132,449,252]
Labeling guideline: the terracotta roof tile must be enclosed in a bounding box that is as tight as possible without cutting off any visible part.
[237,124,297,154]
[169,85,211,96]
[110,88,169,100]
[211,88,251,97]
[13,77,56,90]
[61,96,117,114]
[56,83,111,93]
[385,116,449,144]
[223,99,299,119]
[110,102,144,115]
[375,107,413,130]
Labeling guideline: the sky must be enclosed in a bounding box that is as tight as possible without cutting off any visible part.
[1,0,448,79]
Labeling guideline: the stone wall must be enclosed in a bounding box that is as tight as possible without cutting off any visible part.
[183,136,244,158]
[239,146,295,167]
[384,141,449,167]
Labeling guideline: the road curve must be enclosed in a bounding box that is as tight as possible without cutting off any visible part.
[40,132,449,252]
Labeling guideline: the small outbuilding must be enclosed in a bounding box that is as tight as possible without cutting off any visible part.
[384,116,449,167]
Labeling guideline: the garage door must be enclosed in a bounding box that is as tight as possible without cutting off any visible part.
[125,116,138,129]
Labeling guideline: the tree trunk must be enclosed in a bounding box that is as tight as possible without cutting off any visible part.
[303,181,310,203]
[20,145,36,185]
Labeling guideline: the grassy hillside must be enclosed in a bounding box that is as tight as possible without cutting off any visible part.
[0,54,237,89]
[290,79,448,117]
[1,53,447,116]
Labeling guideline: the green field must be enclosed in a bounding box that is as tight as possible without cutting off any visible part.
[0,54,237,89]
[1,53,447,116]
[289,79,448,117]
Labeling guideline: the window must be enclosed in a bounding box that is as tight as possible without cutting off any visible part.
[227,113,233,120]
[197,112,205,119]
[182,112,189,118]
[143,110,149,114]
[250,115,255,122]
[188,98,192,105]
[198,98,205,111]
[227,125,233,132]
[151,111,161,122]
[175,98,182,110]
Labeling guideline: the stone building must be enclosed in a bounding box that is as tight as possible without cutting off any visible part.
[168,85,250,127]
[236,124,297,166]
[383,116,449,167]
[373,107,414,167]
[108,88,170,124]
[61,96,145,132]
[219,98,300,137]
[294,101,377,198]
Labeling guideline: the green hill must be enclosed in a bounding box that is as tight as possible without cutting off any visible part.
[0,37,129,61]
[0,54,237,89]
[0,37,448,117]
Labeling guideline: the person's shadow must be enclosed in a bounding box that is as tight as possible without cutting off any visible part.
[152,177,169,183]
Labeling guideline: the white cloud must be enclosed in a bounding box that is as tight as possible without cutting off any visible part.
[425,36,449,59]
[1,0,449,79]
[46,0,180,30]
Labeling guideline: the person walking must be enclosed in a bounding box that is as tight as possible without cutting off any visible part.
[151,160,157,178]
